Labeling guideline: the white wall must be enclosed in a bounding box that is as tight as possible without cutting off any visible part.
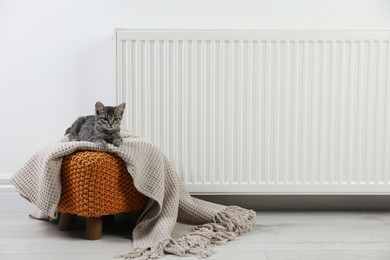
[0,0,390,211]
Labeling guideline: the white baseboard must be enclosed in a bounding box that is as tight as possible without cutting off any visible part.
[0,173,35,213]
[2,173,389,212]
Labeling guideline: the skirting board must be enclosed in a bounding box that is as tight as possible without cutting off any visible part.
[0,174,35,213]
[194,195,390,211]
[1,180,389,212]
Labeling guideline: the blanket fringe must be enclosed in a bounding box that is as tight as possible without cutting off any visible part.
[214,206,256,235]
[115,240,169,260]
[116,206,255,259]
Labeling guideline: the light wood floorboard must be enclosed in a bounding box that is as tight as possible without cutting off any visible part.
[1,212,390,260]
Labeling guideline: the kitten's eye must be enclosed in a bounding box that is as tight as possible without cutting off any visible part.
[101,118,108,122]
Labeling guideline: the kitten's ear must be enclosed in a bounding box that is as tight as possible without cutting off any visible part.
[95,101,105,114]
[116,102,126,115]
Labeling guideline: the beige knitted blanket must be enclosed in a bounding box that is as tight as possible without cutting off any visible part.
[10,130,255,259]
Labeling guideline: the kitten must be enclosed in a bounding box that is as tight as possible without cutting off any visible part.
[65,101,126,147]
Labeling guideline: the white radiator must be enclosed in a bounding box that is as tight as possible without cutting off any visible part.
[116,30,390,194]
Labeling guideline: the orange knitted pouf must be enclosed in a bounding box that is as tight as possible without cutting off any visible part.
[57,151,148,240]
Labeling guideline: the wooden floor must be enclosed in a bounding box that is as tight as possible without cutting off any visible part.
[1,212,390,260]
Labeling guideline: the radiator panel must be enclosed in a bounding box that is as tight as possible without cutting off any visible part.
[116,30,390,194]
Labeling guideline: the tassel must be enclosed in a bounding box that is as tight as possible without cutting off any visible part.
[214,206,256,235]
[115,240,169,260]
[115,247,145,259]
[116,206,255,259]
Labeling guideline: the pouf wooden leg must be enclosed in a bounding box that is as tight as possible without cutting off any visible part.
[58,213,75,231]
[86,217,102,240]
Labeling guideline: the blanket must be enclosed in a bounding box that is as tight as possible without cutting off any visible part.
[10,130,255,259]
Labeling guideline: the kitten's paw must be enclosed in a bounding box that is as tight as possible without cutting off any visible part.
[112,138,123,147]
[68,133,78,141]
[97,142,108,149]
[93,138,107,149]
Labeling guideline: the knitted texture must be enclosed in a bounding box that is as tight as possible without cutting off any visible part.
[57,151,148,217]
[11,130,255,259]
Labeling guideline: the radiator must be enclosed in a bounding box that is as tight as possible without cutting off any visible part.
[116,30,390,194]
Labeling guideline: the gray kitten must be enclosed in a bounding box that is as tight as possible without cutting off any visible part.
[66,101,126,147]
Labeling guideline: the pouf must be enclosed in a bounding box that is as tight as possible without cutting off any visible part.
[57,151,148,240]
